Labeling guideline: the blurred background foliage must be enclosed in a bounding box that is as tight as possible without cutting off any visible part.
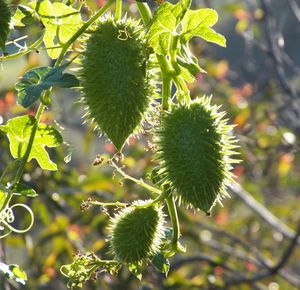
[1,0,300,289]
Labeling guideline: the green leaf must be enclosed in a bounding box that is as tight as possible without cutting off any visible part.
[0,263,27,285]
[12,183,37,197]
[180,9,226,47]
[152,253,170,276]
[0,115,63,170]
[12,5,35,27]
[148,2,181,55]
[177,44,205,82]
[148,3,225,56]
[30,0,83,59]
[15,63,79,108]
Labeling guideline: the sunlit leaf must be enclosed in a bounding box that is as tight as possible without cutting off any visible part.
[148,2,184,55]
[12,5,35,27]
[148,3,225,56]
[29,0,82,59]
[180,9,226,46]
[0,115,63,170]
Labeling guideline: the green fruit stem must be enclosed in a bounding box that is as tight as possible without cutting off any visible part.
[0,34,44,61]
[89,200,128,207]
[166,195,180,254]
[110,160,162,195]
[136,2,152,26]
[56,0,114,65]
[115,0,122,20]
[156,54,174,111]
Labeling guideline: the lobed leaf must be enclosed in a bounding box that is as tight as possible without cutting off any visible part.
[180,9,226,46]
[148,3,225,55]
[29,0,83,58]
[12,5,35,27]
[15,63,79,108]
[0,115,63,170]
[148,2,182,55]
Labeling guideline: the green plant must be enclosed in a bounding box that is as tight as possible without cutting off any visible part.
[0,0,239,287]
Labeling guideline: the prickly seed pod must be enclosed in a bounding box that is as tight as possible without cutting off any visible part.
[0,0,11,53]
[80,16,157,151]
[155,97,239,213]
[109,201,165,264]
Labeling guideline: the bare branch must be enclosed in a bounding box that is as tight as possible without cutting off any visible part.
[259,0,300,133]
[223,221,300,287]
[287,0,300,22]
[229,183,298,242]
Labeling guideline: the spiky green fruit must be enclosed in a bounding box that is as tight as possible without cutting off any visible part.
[155,97,239,213]
[109,201,164,264]
[80,17,155,151]
[0,0,11,53]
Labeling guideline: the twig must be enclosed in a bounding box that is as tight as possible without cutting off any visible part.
[287,0,300,22]
[229,183,298,242]
[171,254,233,272]
[260,0,300,127]
[170,255,267,290]
[224,221,300,287]
[194,222,300,287]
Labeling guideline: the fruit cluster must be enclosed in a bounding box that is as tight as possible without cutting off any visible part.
[80,16,238,266]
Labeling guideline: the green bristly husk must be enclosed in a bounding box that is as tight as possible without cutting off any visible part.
[155,97,239,213]
[0,0,11,53]
[80,16,156,151]
[109,201,165,264]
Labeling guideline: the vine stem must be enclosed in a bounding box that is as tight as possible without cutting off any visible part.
[166,195,180,253]
[162,76,172,111]
[115,0,122,20]
[156,54,174,111]
[136,2,152,26]
[56,0,114,65]
[110,160,162,195]
[0,35,44,61]
[88,200,128,207]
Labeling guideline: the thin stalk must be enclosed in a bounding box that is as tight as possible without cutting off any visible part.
[156,54,175,111]
[0,35,44,61]
[136,2,152,26]
[166,195,180,252]
[170,34,180,74]
[162,76,172,111]
[115,0,122,20]
[56,0,114,65]
[173,75,190,103]
[110,160,161,195]
[135,190,169,208]
[88,201,128,207]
